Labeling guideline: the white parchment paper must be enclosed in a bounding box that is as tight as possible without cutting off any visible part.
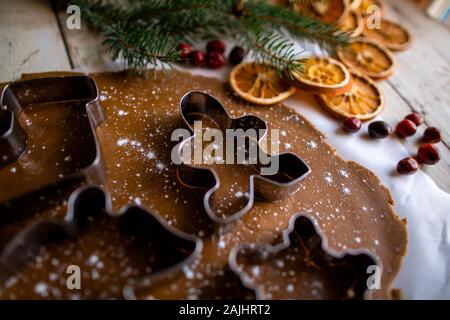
[286,92,450,300]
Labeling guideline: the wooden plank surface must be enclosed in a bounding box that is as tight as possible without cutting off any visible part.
[380,81,450,191]
[0,0,71,82]
[381,0,450,192]
[55,10,118,73]
[383,0,450,146]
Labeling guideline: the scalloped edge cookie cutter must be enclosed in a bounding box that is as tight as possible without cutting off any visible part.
[0,185,202,300]
[229,213,382,300]
[175,91,311,224]
[0,76,105,217]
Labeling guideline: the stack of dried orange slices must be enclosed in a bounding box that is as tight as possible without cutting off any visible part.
[335,0,413,80]
[229,0,414,122]
[229,58,384,121]
[287,0,412,81]
[285,0,412,51]
[289,57,384,120]
[316,71,384,120]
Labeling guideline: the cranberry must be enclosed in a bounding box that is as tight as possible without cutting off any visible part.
[206,51,225,69]
[422,127,442,144]
[396,157,419,175]
[229,46,245,65]
[417,144,440,165]
[342,117,361,133]
[178,43,192,60]
[189,50,205,66]
[368,121,391,139]
[405,113,424,126]
[396,119,417,137]
[206,40,225,54]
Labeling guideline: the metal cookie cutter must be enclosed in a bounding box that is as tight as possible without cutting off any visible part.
[229,214,380,300]
[0,76,105,223]
[0,186,202,300]
[174,92,311,224]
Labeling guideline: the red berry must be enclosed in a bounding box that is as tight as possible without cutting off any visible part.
[417,144,440,165]
[368,121,391,139]
[206,51,225,69]
[405,113,424,126]
[422,127,442,144]
[229,46,245,65]
[342,117,361,133]
[206,40,225,54]
[397,157,419,175]
[178,43,192,60]
[396,119,417,137]
[189,50,205,66]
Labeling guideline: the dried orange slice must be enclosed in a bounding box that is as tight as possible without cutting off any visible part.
[363,18,413,51]
[290,57,353,95]
[337,38,395,79]
[349,0,362,11]
[317,71,384,120]
[339,10,364,38]
[357,0,384,17]
[229,63,296,105]
[292,0,350,24]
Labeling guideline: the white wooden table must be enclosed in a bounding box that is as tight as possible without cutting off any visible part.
[1,0,449,192]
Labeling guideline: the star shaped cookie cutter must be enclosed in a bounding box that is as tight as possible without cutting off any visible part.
[174,92,311,224]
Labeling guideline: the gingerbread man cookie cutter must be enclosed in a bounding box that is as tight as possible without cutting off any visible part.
[174,91,311,224]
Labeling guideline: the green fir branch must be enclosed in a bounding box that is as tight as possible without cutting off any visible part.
[68,0,349,75]
[103,23,180,72]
